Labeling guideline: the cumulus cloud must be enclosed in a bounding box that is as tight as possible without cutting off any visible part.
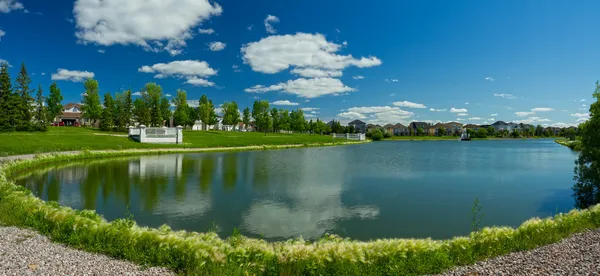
[198,28,215,34]
[271,100,299,106]
[531,107,554,112]
[207,41,226,51]
[290,68,342,78]
[515,111,535,117]
[264,14,279,34]
[51,68,95,82]
[490,113,498,116]
[0,59,10,67]
[485,77,495,82]
[468,117,482,121]
[516,117,552,124]
[457,113,468,116]
[301,107,320,112]
[581,99,586,102]
[337,111,366,119]
[245,77,355,98]
[0,29,5,41]
[132,91,142,96]
[494,93,516,99]
[576,117,589,122]
[185,78,215,87]
[353,75,364,80]
[0,0,24,13]
[165,93,172,97]
[430,108,447,112]
[138,60,217,86]
[97,49,105,53]
[393,101,426,109]
[241,33,381,74]
[450,107,468,113]
[571,113,590,119]
[489,118,495,121]
[73,0,222,55]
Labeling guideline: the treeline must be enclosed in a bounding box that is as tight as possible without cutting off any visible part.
[0,62,61,132]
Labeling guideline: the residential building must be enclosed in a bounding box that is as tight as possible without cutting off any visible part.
[408,122,430,135]
[492,121,510,132]
[57,103,89,126]
[392,123,409,136]
[348,119,367,133]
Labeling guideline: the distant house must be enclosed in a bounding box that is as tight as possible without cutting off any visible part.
[409,122,430,134]
[57,103,88,126]
[464,124,479,131]
[348,119,367,133]
[392,123,409,136]
[492,121,510,132]
[545,126,561,135]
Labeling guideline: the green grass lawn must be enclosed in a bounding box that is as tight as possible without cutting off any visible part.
[0,127,339,156]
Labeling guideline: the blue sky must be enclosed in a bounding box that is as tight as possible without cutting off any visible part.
[0,0,597,127]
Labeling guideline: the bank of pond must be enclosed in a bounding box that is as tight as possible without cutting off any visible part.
[0,140,597,275]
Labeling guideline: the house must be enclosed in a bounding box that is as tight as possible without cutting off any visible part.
[464,124,479,131]
[57,103,89,126]
[545,126,561,135]
[444,122,464,135]
[408,122,430,135]
[492,121,510,132]
[392,123,409,136]
[348,119,367,133]
[383,124,394,133]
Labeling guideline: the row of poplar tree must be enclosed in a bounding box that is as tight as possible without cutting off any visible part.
[0,62,64,132]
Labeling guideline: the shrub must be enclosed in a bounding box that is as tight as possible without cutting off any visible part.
[383,131,392,138]
[372,131,384,141]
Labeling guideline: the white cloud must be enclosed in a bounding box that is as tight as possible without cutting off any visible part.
[384,79,399,83]
[581,99,586,102]
[0,29,5,41]
[468,117,482,121]
[389,93,396,97]
[342,41,348,46]
[305,114,317,118]
[516,117,552,124]
[393,101,426,108]
[73,0,222,55]
[337,111,366,119]
[97,49,105,53]
[198,28,215,34]
[51,68,95,82]
[132,91,142,96]
[185,77,215,87]
[582,104,587,107]
[207,41,226,51]
[290,68,342,78]
[531,107,554,112]
[457,113,469,116]
[232,65,241,72]
[138,60,217,86]
[576,117,589,122]
[465,102,469,105]
[485,77,495,82]
[245,77,355,98]
[264,14,279,34]
[450,107,468,113]
[456,118,464,121]
[0,0,24,13]
[0,59,10,67]
[165,93,172,97]
[353,75,364,80]
[489,118,495,121]
[490,113,498,116]
[41,72,45,76]
[494,93,516,99]
[429,108,447,112]
[271,100,299,106]
[241,33,381,74]
[505,106,513,110]
[515,111,535,117]
[571,113,590,119]
[247,24,253,31]
[301,107,320,112]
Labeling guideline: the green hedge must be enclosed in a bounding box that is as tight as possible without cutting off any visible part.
[1,150,599,275]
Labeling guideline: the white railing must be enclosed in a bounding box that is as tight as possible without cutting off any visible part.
[128,125,183,144]
[332,133,366,141]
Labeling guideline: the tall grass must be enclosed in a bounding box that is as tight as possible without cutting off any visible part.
[1,151,600,275]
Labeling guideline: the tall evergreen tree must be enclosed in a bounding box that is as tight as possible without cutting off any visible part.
[34,85,47,131]
[46,83,63,124]
[99,92,114,131]
[242,107,251,130]
[172,89,189,127]
[15,62,33,131]
[124,90,133,126]
[142,83,163,127]
[81,79,102,126]
[0,62,16,131]
[133,98,150,126]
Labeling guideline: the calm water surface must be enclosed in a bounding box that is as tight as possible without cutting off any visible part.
[16,139,578,241]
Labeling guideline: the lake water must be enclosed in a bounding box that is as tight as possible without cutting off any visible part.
[15,139,579,241]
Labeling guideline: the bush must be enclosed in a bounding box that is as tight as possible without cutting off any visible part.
[372,130,384,141]
[383,131,392,138]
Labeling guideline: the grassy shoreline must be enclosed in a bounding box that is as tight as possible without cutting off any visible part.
[555,139,582,151]
[1,149,599,275]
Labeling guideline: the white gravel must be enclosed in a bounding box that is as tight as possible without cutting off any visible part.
[0,226,174,275]
[439,229,600,276]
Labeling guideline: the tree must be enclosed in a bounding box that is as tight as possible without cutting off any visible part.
[535,125,544,137]
[270,108,280,132]
[222,101,240,127]
[0,62,17,131]
[142,83,164,127]
[172,89,189,127]
[566,128,577,141]
[487,126,496,137]
[511,129,521,138]
[186,104,198,129]
[99,92,114,131]
[477,128,488,138]
[46,83,63,125]
[242,107,251,130]
[133,98,150,126]
[573,81,600,209]
[81,79,102,126]
[160,97,171,126]
[112,90,132,132]
[438,127,446,137]
[291,109,306,132]
[417,127,424,136]
[34,85,47,131]
[198,94,217,130]
[252,100,271,135]
[15,62,33,131]
[280,109,290,131]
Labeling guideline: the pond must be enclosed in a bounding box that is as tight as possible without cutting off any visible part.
[15,139,579,241]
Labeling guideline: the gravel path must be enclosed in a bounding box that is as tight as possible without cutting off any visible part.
[0,226,174,275]
[439,229,600,276]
